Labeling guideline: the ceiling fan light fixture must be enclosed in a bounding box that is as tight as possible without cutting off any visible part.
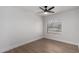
[39,6,55,16]
[44,12,48,14]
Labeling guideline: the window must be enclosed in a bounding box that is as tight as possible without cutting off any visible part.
[47,19,62,33]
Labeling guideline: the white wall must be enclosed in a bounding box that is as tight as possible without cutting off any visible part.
[0,7,43,52]
[43,8,79,46]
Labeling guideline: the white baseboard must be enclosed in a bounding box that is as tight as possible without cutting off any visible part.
[1,36,43,53]
[1,36,79,52]
[45,37,79,46]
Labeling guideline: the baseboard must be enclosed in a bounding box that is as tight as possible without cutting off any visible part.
[1,36,43,53]
[1,36,79,52]
[45,37,79,46]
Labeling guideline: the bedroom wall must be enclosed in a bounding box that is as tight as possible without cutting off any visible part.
[0,7,43,52]
[43,8,79,46]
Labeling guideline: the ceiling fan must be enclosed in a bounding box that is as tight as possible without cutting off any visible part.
[39,6,55,14]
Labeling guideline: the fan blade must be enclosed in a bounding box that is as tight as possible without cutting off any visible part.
[48,6,55,10]
[39,7,45,11]
[48,11,55,13]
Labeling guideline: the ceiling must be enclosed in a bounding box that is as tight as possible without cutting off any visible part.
[19,6,79,14]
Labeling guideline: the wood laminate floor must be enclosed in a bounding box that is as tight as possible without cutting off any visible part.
[6,38,79,53]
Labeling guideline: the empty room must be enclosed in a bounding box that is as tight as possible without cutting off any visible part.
[0,6,79,53]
